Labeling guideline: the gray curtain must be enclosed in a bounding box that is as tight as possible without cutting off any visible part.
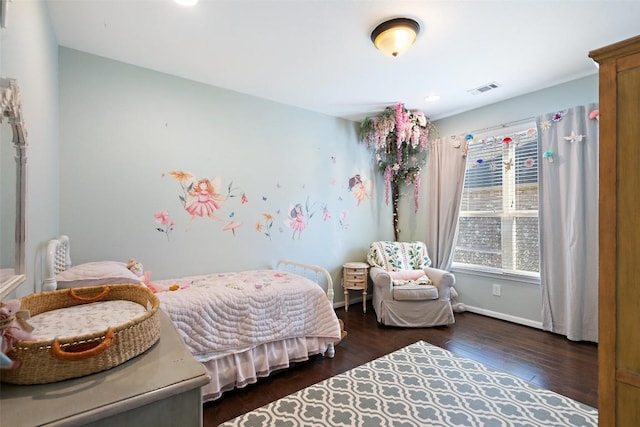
[425,135,468,270]
[537,104,599,342]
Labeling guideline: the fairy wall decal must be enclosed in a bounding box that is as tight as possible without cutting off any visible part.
[348,174,370,206]
[169,170,242,230]
[185,177,226,227]
[285,196,319,240]
[287,203,306,240]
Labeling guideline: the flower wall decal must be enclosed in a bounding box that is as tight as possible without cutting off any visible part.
[256,212,275,240]
[154,210,175,241]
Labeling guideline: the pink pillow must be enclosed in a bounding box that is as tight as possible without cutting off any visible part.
[388,269,425,281]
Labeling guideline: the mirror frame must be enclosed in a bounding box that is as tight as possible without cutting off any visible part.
[0,78,27,299]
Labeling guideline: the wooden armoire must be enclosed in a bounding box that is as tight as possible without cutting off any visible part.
[590,35,640,426]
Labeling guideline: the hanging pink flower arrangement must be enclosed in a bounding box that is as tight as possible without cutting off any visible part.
[359,103,433,213]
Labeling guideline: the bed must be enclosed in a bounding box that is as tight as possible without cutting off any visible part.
[41,235,341,402]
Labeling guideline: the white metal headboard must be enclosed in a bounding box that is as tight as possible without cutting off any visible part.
[42,235,71,291]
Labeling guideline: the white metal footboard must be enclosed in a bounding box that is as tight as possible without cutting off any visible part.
[276,259,334,304]
[276,259,336,358]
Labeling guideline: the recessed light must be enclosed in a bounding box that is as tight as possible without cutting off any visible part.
[425,95,441,102]
[174,0,199,6]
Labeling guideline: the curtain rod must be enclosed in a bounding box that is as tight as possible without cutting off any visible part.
[470,117,536,135]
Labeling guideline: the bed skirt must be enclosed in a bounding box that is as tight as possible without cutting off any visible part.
[200,336,334,402]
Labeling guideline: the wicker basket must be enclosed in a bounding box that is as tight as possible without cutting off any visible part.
[0,284,161,385]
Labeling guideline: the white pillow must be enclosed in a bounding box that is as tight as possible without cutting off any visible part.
[55,261,142,289]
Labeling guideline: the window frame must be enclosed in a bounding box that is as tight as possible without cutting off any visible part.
[452,122,540,281]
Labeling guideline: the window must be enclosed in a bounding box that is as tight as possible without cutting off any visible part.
[453,122,539,277]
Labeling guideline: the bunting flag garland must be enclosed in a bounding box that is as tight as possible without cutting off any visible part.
[465,107,599,169]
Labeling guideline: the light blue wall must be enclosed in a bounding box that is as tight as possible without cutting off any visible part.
[1,0,59,297]
[435,75,599,137]
[58,48,393,301]
[399,74,599,326]
[2,2,600,323]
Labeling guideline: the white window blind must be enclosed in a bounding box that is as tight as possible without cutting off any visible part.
[454,122,539,276]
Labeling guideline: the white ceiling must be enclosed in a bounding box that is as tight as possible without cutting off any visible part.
[46,0,640,122]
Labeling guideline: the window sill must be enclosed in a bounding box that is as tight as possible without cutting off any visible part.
[451,265,540,286]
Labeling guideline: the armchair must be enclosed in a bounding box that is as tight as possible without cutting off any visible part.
[367,241,455,327]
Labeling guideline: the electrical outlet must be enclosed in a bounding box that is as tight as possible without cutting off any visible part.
[492,284,501,297]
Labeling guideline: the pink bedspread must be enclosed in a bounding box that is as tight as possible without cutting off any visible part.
[155,270,340,361]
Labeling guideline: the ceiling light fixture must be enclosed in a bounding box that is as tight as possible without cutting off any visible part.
[371,18,420,57]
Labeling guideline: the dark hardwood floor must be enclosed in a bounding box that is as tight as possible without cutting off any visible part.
[204,302,598,426]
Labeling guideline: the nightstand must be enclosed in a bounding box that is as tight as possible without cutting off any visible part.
[343,262,369,313]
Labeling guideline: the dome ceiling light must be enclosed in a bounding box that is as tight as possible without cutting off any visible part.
[371,18,420,57]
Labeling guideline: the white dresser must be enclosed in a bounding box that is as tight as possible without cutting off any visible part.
[0,311,210,427]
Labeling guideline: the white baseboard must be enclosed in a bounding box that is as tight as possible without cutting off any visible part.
[463,305,543,330]
[335,299,543,330]
[334,295,369,309]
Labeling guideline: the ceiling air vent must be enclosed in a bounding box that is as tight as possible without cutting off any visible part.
[468,82,501,95]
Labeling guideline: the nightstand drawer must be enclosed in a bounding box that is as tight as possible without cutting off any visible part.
[344,278,366,288]
[344,272,366,281]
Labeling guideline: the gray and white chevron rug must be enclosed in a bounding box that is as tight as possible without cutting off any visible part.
[219,340,597,427]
